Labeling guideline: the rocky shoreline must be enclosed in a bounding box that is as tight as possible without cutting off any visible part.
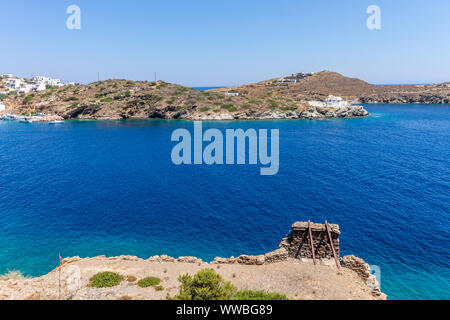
[0,222,386,300]
[186,104,369,121]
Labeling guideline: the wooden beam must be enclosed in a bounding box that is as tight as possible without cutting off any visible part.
[325,221,340,269]
[308,220,317,265]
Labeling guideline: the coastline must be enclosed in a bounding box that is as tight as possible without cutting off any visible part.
[0,254,385,301]
[0,222,386,300]
[0,104,370,122]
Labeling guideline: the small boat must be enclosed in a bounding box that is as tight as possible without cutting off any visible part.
[19,117,34,123]
[1,114,13,120]
[48,120,64,124]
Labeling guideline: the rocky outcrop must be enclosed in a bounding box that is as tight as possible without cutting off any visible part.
[340,255,385,299]
[210,222,340,265]
[0,221,386,300]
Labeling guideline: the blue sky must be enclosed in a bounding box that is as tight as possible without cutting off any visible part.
[1,0,449,86]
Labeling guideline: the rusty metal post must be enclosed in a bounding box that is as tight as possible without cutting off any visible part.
[308,221,317,265]
[325,221,340,269]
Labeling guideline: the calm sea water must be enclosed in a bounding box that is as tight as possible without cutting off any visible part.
[0,104,448,300]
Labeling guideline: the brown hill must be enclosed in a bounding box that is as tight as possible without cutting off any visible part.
[210,71,450,104]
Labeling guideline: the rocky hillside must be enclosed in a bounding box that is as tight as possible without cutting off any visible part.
[1,78,368,121]
[210,71,450,104]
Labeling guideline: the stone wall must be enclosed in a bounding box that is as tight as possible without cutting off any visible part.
[279,222,340,260]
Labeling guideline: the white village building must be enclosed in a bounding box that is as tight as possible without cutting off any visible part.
[32,76,64,88]
[17,83,34,94]
[4,78,25,90]
[325,95,349,108]
[0,102,5,112]
[33,82,47,91]
[225,90,239,97]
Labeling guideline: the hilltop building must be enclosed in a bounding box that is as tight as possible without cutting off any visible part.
[225,90,239,97]
[277,72,314,83]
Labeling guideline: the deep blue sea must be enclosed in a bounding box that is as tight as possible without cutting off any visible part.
[0,104,449,300]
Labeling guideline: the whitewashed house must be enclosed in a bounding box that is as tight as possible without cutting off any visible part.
[33,82,46,91]
[17,83,34,94]
[326,95,349,108]
[225,90,239,97]
[32,76,64,88]
[5,78,24,90]
[0,102,5,112]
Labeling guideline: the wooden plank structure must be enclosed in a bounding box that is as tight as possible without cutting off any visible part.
[307,220,317,265]
[325,220,340,269]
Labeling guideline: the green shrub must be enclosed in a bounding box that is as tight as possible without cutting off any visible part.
[242,104,252,109]
[100,97,113,103]
[64,96,78,102]
[200,107,210,112]
[281,105,297,111]
[40,92,52,99]
[170,269,236,300]
[155,286,164,291]
[89,272,124,288]
[234,289,289,300]
[0,94,7,100]
[23,94,35,104]
[138,276,161,288]
[268,101,278,110]
[221,104,237,112]
[67,103,79,109]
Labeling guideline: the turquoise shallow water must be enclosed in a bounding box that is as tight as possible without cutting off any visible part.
[0,104,448,300]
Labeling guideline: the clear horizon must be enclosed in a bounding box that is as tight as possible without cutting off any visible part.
[1,0,449,86]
